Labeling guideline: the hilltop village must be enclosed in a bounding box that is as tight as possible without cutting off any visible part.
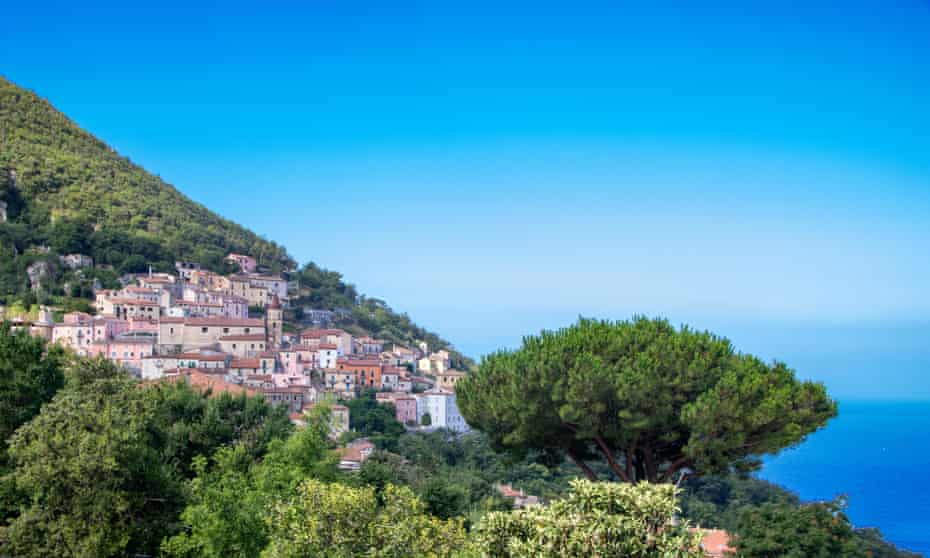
[9,252,470,469]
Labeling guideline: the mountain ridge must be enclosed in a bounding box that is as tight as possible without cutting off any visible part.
[0,76,469,365]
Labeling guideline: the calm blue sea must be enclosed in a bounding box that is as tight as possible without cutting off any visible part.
[760,400,930,555]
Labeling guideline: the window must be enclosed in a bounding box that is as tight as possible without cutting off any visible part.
[201,327,208,333]
[169,327,174,334]
[223,327,230,334]
[244,328,251,334]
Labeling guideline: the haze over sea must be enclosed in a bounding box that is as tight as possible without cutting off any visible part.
[4,0,929,553]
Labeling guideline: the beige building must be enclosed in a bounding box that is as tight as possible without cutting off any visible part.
[218,334,268,357]
[158,317,266,351]
[434,369,467,391]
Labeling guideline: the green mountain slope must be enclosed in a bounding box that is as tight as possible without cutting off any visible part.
[0,76,470,365]
[0,75,293,276]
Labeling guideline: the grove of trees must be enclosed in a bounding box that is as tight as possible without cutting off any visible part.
[457,316,838,484]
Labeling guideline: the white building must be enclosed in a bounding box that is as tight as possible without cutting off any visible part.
[317,343,339,369]
[416,390,470,433]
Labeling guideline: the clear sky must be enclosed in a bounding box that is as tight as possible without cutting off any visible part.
[2,1,929,398]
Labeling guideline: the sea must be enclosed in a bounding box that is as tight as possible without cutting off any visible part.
[760,400,930,555]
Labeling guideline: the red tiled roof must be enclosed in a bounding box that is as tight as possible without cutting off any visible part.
[219,334,266,342]
[694,529,733,557]
[338,358,381,367]
[177,301,223,307]
[186,317,265,327]
[230,358,261,369]
[301,328,347,337]
[318,343,338,350]
[176,352,228,361]
[108,297,159,306]
[163,371,257,397]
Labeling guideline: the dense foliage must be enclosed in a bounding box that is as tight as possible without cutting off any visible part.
[0,324,66,461]
[733,498,862,557]
[0,332,917,556]
[458,316,838,483]
[0,358,294,557]
[473,479,703,558]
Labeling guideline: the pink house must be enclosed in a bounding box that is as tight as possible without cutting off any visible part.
[86,336,156,373]
[221,295,249,319]
[376,393,418,425]
[53,314,129,356]
[280,345,317,375]
[226,253,257,273]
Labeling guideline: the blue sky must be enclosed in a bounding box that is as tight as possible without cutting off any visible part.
[2,1,929,398]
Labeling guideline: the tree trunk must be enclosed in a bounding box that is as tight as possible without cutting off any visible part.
[592,434,632,482]
[659,456,692,482]
[643,444,658,483]
[566,450,598,481]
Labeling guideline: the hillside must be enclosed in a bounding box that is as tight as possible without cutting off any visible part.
[0,76,469,365]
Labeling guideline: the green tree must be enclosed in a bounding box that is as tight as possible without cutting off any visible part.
[0,324,66,520]
[1,361,184,557]
[457,317,837,483]
[733,499,864,558]
[146,381,293,477]
[162,404,339,557]
[343,389,406,451]
[0,324,66,459]
[262,480,469,558]
[471,479,702,558]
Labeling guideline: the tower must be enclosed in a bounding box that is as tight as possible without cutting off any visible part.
[266,294,283,347]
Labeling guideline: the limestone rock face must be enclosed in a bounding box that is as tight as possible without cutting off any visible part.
[26,261,51,291]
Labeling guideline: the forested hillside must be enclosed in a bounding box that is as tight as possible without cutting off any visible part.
[0,76,293,283]
[0,76,467,363]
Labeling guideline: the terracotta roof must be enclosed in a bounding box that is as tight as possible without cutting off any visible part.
[219,334,267,342]
[301,328,347,337]
[109,337,156,345]
[497,484,523,498]
[141,276,174,283]
[164,371,257,397]
[108,297,160,306]
[160,317,185,324]
[338,358,381,367]
[318,343,338,350]
[176,352,228,362]
[283,344,313,351]
[177,301,223,307]
[230,358,260,369]
[262,386,305,394]
[186,317,265,327]
[338,440,375,463]
[696,529,733,557]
